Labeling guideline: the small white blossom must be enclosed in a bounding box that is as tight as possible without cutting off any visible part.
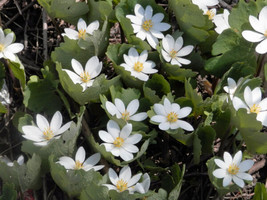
[242,6,267,54]
[1,155,24,167]
[192,0,219,10]
[106,98,147,122]
[0,81,11,106]
[213,151,254,188]
[134,173,150,194]
[62,18,99,40]
[120,47,157,81]
[22,111,72,146]
[151,98,194,131]
[103,166,142,193]
[223,77,247,101]
[161,34,194,66]
[0,28,24,61]
[98,120,142,161]
[213,9,231,34]
[233,86,267,126]
[126,4,171,49]
[57,146,104,171]
[63,57,102,92]
[203,8,217,20]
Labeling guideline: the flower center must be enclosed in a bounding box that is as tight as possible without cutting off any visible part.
[264,30,267,37]
[80,72,90,83]
[227,164,239,175]
[43,127,54,140]
[113,137,124,147]
[74,161,84,170]
[116,179,128,192]
[167,112,178,123]
[0,44,4,52]
[206,10,215,20]
[121,111,130,121]
[142,20,153,32]
[133,61,144,72]
[170,49,177,59]
[78,29,86,39]
[250,104,261,114]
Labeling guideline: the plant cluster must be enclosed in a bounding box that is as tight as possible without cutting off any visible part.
[0,0,267,199]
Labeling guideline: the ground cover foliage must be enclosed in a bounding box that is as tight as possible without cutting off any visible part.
[0,0,267,199]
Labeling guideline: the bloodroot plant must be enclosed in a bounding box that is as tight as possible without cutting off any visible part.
[0,0,267,199]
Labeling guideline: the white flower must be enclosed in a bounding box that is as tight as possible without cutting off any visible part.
[2,155,24,167]
[103,166,142,193]
[120,47,157,81]
[57,146,104,171]
[106,98,147,122]
[62,18,99,40]
[0,81,11,106]
[161,34,194,66]
[22,111,72,146]
[134,173,150,194]
[151,98,194,131]
[233,86,267,126]
[192,0,219,10]
[213,151,254,188]
[242,6,267,54]
[98,120,142,161]
[126,4,171,49]
[203,8,217,20]
[213,9,231,34]
[63,57,102,92]
[0,28,24,61]
[223,77,246,101]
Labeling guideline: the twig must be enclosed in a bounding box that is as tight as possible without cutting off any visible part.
[0,0,9,9]
[24,10,30,49]
[14,0,22,15]
[218,0,232,10]
[42,9,48,60]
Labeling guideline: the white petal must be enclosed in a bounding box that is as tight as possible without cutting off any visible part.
[213,169,227,178]
[134,4,145,18]
[115,98,126,115]
[127,99,139,116]
[178,107,192,119]
[153,22,171,32]
[102,143,115,152]
[255,39,267,54]
[176,120,194,131]
[257,111,267,126]
[86,56,102,78]
[64,70,81,84]
[232,97,248,111]
[162,34,174,52]
[259,6,267,27]
[57,156,76,169]
[128,173,142,187]
[120,123,132,139]
[151,115,166,123]
[5,43,24,54]
[242,30,264,42]
[127,15,143,25]
[238,160,254,172]
[99,130,114,143]
[244,86,253,107]
[36,114,49,132]
[170,58,182,66]
[159,122,170,130]
[122,143,139,153]
[102,184,117,191]
[233,151,242,166]
[222,175,232,187]
[119,148,134,161]
[3,33,13,46]
[83,153,101,167]
[223,152,233,166]
[75,146,86,163]
[251,87,262,105]
[124,134,142,145]
[138,50,148,63]
[77,18,87,31]
[56,121,71,135]
[236,172,253,181]
[86,20,99,34]
[214,159,227,169]
[119,166,131,181]
[110,147,120,157]
[136,29,147,40]
[71,59,84,75]
[249,16,265,34]
[153,103,167,116]
[50,111,62,132]
[106,101,120,116]
[233,176,244,188]
[177,45,194,57]
[161,49,172,62]
[17,155,24,165]
[107,120,120,139]
[130,113,148,121]
[144,5,153,20]
[146,33,158,49]
[174,37,183,51]
[150,29,164,39]
[259,98,267,110]
[131,71,149,81]
[109,168,119,186]
[152,13,164,23]
[62,28,79,40]
[176,57,191,65]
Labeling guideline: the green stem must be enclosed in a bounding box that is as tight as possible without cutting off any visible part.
[256,54,266,77]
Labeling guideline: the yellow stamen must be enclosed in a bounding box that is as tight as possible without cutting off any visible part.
[264,30,267,37]
[170,49,177,59]
[74,161,83,170]
[80,71,90,83]
[113,137,124,147]
[0,44,4,52]
[121,111,130,121]
[133,61,144,72]
[206,10,215,20]
[142,20,153,32]
[227,164,239,175]
[43,127,54,140]
[167,112,178,123]
[250,104,261,114]
[116,179,128,192]
[78,29,86,39]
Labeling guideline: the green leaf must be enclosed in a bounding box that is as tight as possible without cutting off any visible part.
[49,155,104,198]
[193,131,202,164]
[144,74,171,98]
[264,63,267,81]
[168,164,185,200]
[163,63,197,82]
[56,62,122,105]
[0,62,5,87]
[206,157,240,196]
[252,183,267,200]
[169,0,213,44]
[87,0,113,22]
[147,189,168,200]
[197,126,216,154]
[8,59,26,89]
[23,67,62,115]
[37,0,89,24]
[0,183,17,200]
[109,190,137,200]
[80,184,109,200]
[212,108,232,139]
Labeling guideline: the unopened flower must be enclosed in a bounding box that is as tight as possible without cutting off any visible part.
[192,0,219,10]
[57,146,104,171]
[1,155,24,167]
[233,86,267,126]
[223,77,246,101]
[0,28,24,61]
[126,4,171,49]
[134,173,150,194]
[106,98,147,122]
[103,166,142,193]
[120,47,157,81]
[22,111,72,146]
[213,9,231,34]
[63,57,102,92]
[161,34,194,66]
[62,18,99,40]
[98,120,142,161]
[151,98,194,131]
[242,6,267,54]
[213,151,254,188]
[0,81,11,106]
